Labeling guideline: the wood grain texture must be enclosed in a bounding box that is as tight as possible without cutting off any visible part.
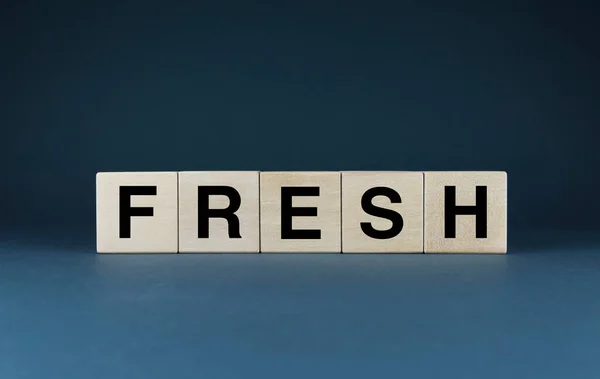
[342,171,423,253]
[260,172,341,253]
[178,171,259,253]
[424,171,507,254]
[96,172,178,253]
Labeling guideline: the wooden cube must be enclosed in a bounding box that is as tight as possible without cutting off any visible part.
[260,172,341,253]
[96,172,178,253]
[424,171,507,253]
[342,171,423,253]
[178,171,260,253]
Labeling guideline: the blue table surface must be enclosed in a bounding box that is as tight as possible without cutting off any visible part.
[1,230,599,379]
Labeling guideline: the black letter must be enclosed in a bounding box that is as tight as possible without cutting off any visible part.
[281,187,321,239]
[119,186,157,238]
[197,186,242,238]
[360,187,404,239]
[444,186,487,238]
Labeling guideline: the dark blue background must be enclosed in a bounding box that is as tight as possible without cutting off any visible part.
[1,1,599,378]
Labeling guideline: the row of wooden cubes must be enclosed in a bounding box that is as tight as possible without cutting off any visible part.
[96,171,507,254]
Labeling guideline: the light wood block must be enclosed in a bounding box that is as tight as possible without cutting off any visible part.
[96,172,178,253]
[342,171,423,253]
[424,171,507,253]
[260,172,341,253]
[178,171,259,253]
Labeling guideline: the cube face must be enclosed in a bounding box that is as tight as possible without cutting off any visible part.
[260,172,341,253]
[424,172,507,254]
[178,171,259,253]
[96,172,178,253]
[342,172,423,253]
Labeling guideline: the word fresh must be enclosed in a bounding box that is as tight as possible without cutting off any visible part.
[96,171,507,254]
